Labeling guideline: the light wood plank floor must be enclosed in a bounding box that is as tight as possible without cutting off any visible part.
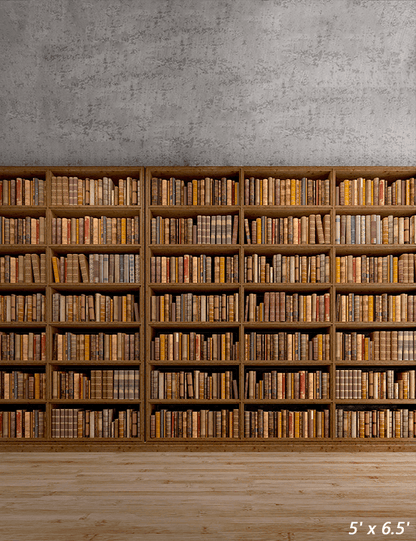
[0,452,415,541]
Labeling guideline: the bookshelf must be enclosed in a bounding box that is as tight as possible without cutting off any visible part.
[0,167,144,448]
[0,166,415,450]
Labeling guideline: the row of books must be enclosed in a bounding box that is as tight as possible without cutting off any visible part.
[151,177,239,206]
[0,293,45,323]
[52,369,140,400]
[3,252,414,286]
[51,408,140,438]
[151,215,239,245]
[335,408,415,438]
[245,292,330,323]
[151,332,238,362]
[245,370,329,400]
[336,293,416,323]
[51,253,140,283]
[3,217,415,248]
[150,370,238,400]
[2,216,414,246]
[335,369,415,400]
[3,329,413,363]
[152,253,414,285]
[244,332,330,362]
[53,332,140,362]
[0,254,46,284]
[245,253,330,284]
[0,371,46,399]
[335,253,415,284]
[150,408,239,438]
[51,176,140,206]
[51,216,140,245]
[335,214,416,244]
[335,177,416,206]
[245,214,331,245]
[150,293,239,323]
[52,293,140,323]
[0,409,45,438]
[150,254,239,284]
[0,332,46,361]
[244,177,330,206]
[335,330,416,361]
[0,178,45,206]
[244,409,330,438]
[1,408,413,439]
[5,175,413,208]
[0,216,46,245]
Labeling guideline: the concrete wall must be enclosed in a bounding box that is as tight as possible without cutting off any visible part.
[1,0,415,166]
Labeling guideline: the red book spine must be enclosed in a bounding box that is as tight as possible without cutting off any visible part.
[184,255,189,283]
[16,410,22,438]
[300,371,306,399]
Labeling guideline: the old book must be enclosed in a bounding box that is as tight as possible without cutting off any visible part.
[315,214,325,244]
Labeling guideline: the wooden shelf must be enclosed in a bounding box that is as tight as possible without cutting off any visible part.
[51,245,141,254]
[243,399,332,405]
[52,399,142,405]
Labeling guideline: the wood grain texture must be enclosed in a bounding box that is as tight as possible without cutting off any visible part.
[0,452,415,541]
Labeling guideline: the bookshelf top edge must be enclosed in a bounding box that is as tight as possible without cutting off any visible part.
[1,166,415,180]
[0,167,145,177]
[333,167,416,180]
[145,167,243,180]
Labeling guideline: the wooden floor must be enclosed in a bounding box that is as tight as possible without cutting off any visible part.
[0,452,415,541]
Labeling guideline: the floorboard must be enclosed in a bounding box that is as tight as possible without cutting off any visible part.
[0,452,415,541]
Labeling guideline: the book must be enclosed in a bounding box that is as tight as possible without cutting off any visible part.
[51,408,140,438]
[52,369,139,400]
[52,293,139,323]
[151,177,239,206]
[244,408,329,438]
[151,370,237,400]
[0,178,46,206]
[151,293,238,323]
[244,292,330,323]
[150,408,239,438]
[336,407,415,438]
[336,177,416,206]
[336,293,416,323]
[52,332,140,361]
[51,176,140,206]
[151,215,238,244]
[244,214,331,244]
[151,332,239,362]
[0,409,45,438]
[244,177,330,205]
[244,332,330,361]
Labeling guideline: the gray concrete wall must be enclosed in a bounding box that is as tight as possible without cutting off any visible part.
[1,0,415,166]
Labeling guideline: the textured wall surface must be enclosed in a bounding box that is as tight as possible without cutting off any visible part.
[0,0,415,166]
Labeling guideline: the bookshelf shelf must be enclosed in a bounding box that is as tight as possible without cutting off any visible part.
[52,399,142,405]
[243,322,330,329]
[51,283,141,292]
[335,322,416,329]
[335,399,416,405]
[335,284,416,292]
[149,360,241,367]
[0,245,47,254]
[0,398,46,400]
[51,323,141,329]
[0,166,414,449]
[243,399,332,405]
[51,245,141,254]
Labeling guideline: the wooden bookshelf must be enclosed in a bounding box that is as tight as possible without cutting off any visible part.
[0,166,415,450]
[0,167,144,448]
